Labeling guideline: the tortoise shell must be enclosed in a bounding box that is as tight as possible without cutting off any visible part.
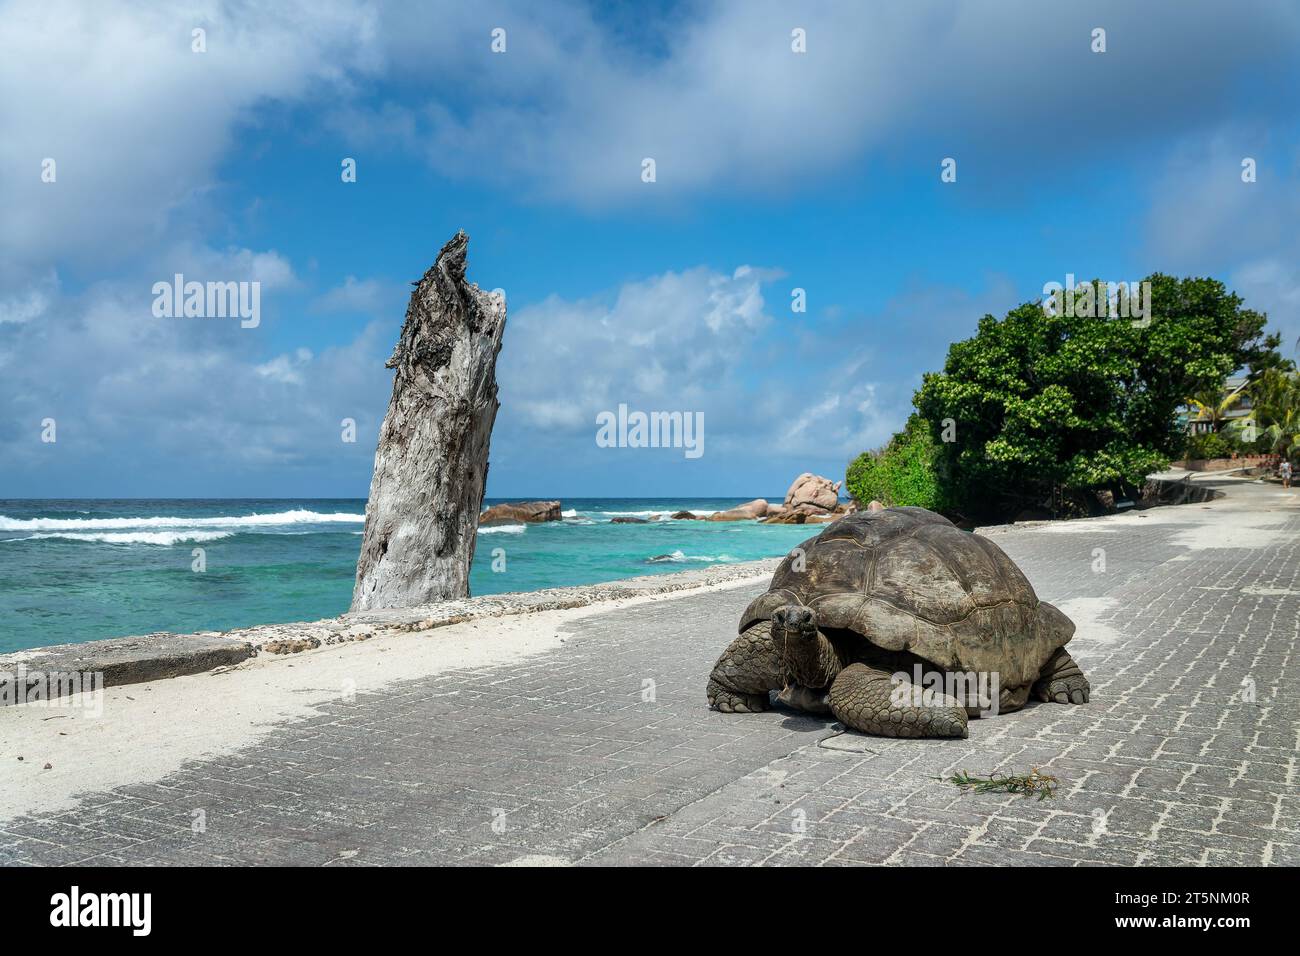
[741,507,1074,688]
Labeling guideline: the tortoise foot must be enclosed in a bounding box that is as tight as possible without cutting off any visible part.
[1032,648,1090,704]
[776,682,832,714]
[708,681,771,713]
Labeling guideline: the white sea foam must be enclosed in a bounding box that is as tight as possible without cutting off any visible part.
[646,550,688,563]
[0,509,364,532]
[561,509,578,517]
[644,551,738,564]
[477,524,526,535]
[7,531,234,546]
[598,509,717,519]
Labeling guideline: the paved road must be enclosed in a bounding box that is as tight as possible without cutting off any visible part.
[3,479,1297,866]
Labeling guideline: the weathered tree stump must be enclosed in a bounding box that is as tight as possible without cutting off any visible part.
[351,231,506,610]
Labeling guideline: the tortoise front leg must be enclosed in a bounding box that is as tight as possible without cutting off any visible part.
[829,664,968,738]
[995,682,1032,715]
[707,621,783,713]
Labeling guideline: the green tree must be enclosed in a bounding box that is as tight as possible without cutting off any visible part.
[913,275,1280,516]
[1186,378,1251,433]
[845,415,946,510]
[1253,368,1300,462]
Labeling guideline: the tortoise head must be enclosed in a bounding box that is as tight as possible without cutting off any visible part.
[771,605,824,686]
[772,604,816,635]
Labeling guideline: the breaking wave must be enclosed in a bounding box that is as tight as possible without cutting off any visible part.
[0,510,364,532]
[5,531,235,546]
[595,509,717,519]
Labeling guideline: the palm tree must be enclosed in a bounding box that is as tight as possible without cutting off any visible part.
[1263,414,1300,461]
[1253,369,1300,462]
[1186,378,1252,433]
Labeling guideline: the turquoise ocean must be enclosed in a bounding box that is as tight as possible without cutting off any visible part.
[0,498,819,653]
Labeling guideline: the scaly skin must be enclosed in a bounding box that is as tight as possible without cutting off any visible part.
[706,620,783,713]
[829,663,969,738]
[775,604,968,738]
[995,682,1032,715]
[776,682,832,714]
[1031,647,1090,704]
[772,605,841,687]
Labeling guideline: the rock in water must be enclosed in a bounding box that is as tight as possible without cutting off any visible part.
[351,232,506,611]
[706,498,769,522]
[783,473,841,513]
[762,511,807,524]
[480,500,562,524]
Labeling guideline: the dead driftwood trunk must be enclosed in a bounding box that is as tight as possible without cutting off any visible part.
[351,231,506,611]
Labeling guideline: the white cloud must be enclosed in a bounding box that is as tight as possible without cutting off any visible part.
[0,0,380,278]
[5,0,1297,260]
[499,265,778,434]
[0,270,58,325]
[154,244,298,291]
[492,263,940,475]
[337,0,1300,205]
[0,245,1039,496]
[1234,259,1300,356]
[311,276,407,316]
[1143,130,1300,354]
[0,247,390,493]
[256,348,315,385]
[1235,260,1300,313]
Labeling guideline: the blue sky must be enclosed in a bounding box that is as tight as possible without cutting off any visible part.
[2,0,1299,498]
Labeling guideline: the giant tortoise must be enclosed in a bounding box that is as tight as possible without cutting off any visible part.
[706,506,1089,737]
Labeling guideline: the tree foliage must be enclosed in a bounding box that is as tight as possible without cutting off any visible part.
[845,415,946,510]
[909,275,1279,515]
[1186,379,1251,432]
[1252,367,1300,461]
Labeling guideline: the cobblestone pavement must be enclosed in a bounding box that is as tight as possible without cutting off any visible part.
[2,480,1297,866]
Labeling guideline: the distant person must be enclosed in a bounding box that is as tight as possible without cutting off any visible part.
[1281,459,1293,489]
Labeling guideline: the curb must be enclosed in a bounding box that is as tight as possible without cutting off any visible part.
[0,633,256,707]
